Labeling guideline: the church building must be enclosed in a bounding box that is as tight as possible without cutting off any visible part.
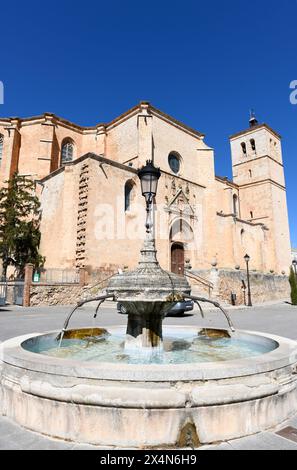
[0,102,291,291]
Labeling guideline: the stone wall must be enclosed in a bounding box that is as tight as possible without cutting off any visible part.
[28,264,116,306]
[193,268,290,305]
[29,284,85,306]
[219,271,290,305]
[28,266,290,307]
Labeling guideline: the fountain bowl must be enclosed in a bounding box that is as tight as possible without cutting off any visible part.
[1,325,297,448]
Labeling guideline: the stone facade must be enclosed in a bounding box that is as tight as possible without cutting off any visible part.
[192,269,290,305]
[0,102,292,292]
[29,284,84,306]
[217,271,290,305]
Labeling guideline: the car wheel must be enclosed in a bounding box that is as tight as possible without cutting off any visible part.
[119,304,127,314]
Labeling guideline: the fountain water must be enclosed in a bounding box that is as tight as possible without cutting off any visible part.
[0,161,297,448]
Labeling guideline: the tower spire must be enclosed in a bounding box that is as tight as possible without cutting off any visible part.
[249,109,258,128]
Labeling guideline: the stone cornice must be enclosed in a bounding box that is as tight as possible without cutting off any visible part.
[105,102,205,139]
[230,123,281,140]
[237,178,286,191]
[161,169,206,189]
[40,152,137,183]
[0,101,205,139]
[233,154,283,168]
[217,211,269,230]
[40,152,208,192]
[215,175,239,189]
[0,118,11,125]
[149,106,205,139]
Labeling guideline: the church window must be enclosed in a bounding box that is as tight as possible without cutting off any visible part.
[125,180,134,211]
[233,194,238,216]
[241,142,247,156]
[250,139,256,152]
[249,169,252,178]
[240,228,245,244]
[0,134,3,164]
[168,152,181,174]
[250,211,254,219]
[61,138,75,165]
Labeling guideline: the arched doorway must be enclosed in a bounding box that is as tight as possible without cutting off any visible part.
[171,243,185,275]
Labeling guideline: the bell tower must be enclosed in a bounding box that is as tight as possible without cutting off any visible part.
[229,113,291,274]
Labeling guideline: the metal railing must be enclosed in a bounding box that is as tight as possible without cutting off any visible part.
[39,269,79,284]
[0,281,7,306]
[184,269,214,297]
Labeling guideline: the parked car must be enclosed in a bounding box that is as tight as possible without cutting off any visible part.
[117,300,194,316]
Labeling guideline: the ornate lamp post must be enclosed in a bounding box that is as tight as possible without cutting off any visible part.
[293,258,297,278]
[137,160,161,233]
[244,254,252,307]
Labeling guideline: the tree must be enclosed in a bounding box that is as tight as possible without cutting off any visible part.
[0,173,45,278]
[289,266,297,306]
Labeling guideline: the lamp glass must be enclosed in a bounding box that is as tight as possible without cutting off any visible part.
[138,160,160,198]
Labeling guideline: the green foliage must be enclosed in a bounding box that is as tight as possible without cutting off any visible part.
[289,266,297,306]
[0,173,45,278]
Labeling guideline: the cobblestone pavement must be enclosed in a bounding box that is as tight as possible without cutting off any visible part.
[1,301,297,450]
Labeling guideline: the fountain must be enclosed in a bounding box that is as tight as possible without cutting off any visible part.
[0,160,297,448]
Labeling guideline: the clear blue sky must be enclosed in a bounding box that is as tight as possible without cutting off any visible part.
[0,0,296,246]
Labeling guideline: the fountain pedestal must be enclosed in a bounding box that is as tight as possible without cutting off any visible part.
[125,312,164,350]
[124,301,176,350]
[107,238,191,351]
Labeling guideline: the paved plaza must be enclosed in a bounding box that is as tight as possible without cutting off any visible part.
[0,300,297,450]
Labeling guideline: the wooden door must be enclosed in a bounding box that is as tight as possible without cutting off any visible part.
[171,243,184,275]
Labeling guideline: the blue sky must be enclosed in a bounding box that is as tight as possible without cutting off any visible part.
[0,0,296,246]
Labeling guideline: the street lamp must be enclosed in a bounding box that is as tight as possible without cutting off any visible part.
[293,258,297,277]
[244,254,252,307]
[137,160,161,233]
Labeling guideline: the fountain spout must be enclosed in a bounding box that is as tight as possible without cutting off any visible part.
[185,295,235,333]
[56,293,114,342]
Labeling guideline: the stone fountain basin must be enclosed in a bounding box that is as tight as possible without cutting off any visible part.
[0,326,297,448]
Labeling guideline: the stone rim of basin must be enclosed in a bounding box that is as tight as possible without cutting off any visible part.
[2,326,297,382]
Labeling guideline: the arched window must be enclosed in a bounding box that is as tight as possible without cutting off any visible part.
[168,152,181,174]
[250,138,256,152]
[241,142,247,156]
[170,218,194,244]
[61,138,75,165]
[240,228,245,244]
[233,194,238,216]
[0,134,4,163]
[124,180,134,211]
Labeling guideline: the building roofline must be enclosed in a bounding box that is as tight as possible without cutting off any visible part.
[229,123,281,140]
[39,152,137,183]
[148,105,205,138]
[215,175,238,189]
[0,118,11,124]
[0,102,205,139]
[217,211,269,229]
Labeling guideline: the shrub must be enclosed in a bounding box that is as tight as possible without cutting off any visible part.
[289,266,297,305]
